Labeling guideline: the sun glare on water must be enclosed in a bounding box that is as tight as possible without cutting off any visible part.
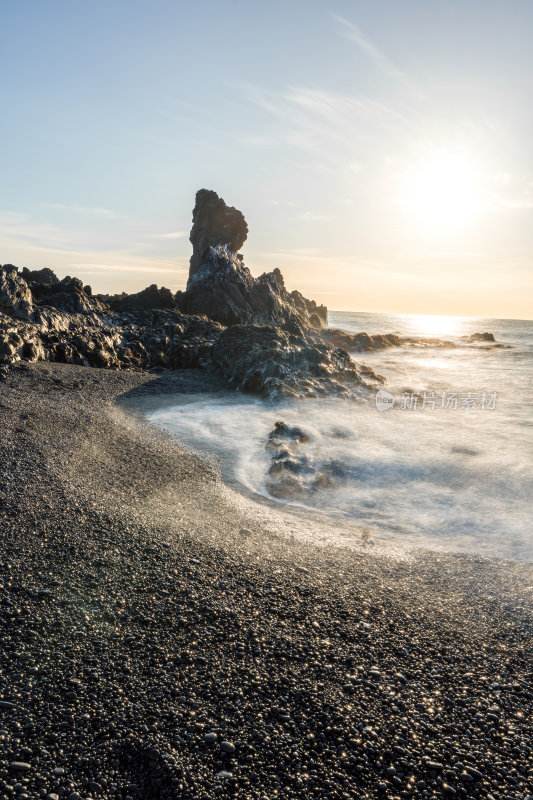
[402,151,485,232]
[407,313,465,337]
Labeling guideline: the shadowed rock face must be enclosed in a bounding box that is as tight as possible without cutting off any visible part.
[189,188,248,279]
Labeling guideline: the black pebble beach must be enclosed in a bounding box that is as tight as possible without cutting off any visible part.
[0,362,531,800]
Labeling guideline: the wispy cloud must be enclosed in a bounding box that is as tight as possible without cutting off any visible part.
[239,135,273,147]
[490,173,533,210]
[70,263,179,274]
[0,210,188,290]
[334,15,423,99]
[0,211,76,249]
[298,211,332,222]
[334,15,405,81]
[43,203,123,219]
[150,230,188,239]
[246,83,410,171]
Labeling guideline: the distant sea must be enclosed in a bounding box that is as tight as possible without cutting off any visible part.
[148,311,533,562]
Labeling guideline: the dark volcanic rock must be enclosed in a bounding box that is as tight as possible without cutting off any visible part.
[0,191,413,399]
[0,249,383,397]
[266,420,310,447]
[465,331,496,342]
[29,274,101,314]
[189,187,248,279]
[183,246,326,329]
[108,283,176,312]
[290,289,328,327]
[322,328,402,352]
[265,420,347,499]
[181,190,327,329]
[0,264,33,319]
[21,266,60,286]
[322,328,472,352]
[209,322,382,398]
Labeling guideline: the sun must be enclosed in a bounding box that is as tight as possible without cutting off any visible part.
[402,150,485,232]
[406,313,464,338]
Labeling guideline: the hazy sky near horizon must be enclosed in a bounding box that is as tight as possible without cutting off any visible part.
[2,0,533,318]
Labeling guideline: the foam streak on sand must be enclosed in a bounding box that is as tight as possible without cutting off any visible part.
[0,362,532,799]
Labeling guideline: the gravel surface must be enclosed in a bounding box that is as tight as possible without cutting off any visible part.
[0,362,531,800]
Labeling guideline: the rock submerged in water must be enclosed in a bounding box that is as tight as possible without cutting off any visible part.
[322,328,402,352]
[264,420,347,499]
[464,331,496,342]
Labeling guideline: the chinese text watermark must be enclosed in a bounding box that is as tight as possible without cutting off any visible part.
[375,389,498,412]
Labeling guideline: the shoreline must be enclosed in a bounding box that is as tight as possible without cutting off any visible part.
[0,362,531,800]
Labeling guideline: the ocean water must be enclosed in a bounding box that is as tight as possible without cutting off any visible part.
[148,312,533,562]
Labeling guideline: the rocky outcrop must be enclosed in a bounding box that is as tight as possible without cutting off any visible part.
[322,328,402,352]
[27,272,102,316]
[290,290,328,328]
[3,189,474,398]
[464,332,496,342]
[182,246,322,330]
[107,284,176,313]
[180,190,327,330]
[0,265,33,319]
[0,303,223,376]
[1,256,384,398]
[189,188,248,279]
[322,328,464,352]
[209,321,383,398]
[0,265,223,372]
[21,266,60,286]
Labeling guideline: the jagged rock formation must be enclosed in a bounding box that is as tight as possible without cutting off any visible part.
[180,246,326,330]
[322,328,471,352]
[105,284,176,313]
[21,266,60,286]
[0,261,382,397]
[464,332,496,342]
[0,265,33,319]
[210,322,382,398]
[188,188,248,279]
[0,266,223,373]
[33,276,102,315]
[322,328,403,352]
[179,190,327,330]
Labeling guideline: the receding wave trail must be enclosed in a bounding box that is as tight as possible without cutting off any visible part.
[148,312,533,562]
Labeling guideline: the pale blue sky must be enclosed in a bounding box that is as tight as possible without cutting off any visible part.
[1,0,532,316]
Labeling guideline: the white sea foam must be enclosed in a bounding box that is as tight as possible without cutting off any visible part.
[148,312,533,562]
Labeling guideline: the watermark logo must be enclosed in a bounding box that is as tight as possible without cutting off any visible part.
[375,389,396,412]
[375,390,498,411]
